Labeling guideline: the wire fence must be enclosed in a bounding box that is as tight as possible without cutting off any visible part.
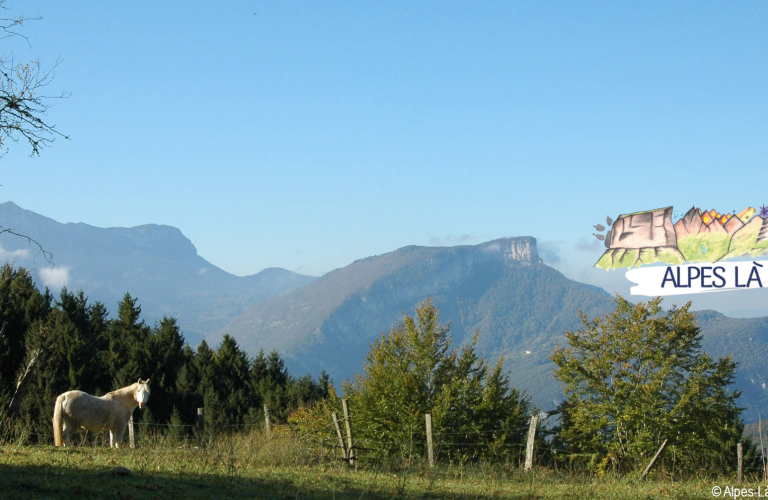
[2,406,763,481]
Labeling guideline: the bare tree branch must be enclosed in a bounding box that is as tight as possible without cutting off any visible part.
[0,0,69,157]
[0,226,53,264]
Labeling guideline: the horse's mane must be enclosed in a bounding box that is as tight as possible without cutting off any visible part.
[105,382,138,398]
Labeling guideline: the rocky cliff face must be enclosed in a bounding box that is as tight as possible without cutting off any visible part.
[478,236,543,265]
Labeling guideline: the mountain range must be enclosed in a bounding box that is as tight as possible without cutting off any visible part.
[0,202,314,342]
[209,236,768,422]
[3,202,768,422]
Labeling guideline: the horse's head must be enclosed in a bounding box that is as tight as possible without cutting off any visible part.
[135,378,151,409]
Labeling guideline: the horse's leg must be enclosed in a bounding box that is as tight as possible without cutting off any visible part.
[109,430,114,448]
[62,420,72,446]
[62,412,80,447]
[114,425,126,449]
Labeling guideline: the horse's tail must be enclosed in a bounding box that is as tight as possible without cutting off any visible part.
[52,394,65,447]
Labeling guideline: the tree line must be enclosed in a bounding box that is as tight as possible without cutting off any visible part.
[0,265,329,437]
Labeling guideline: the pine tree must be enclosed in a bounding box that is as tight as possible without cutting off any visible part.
[107,293,151,389]
[213,335,251,424]
[0,265,49,402]
[174,344,200,424]
[144,317,186,423]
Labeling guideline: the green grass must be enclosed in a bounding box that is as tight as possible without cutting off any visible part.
[0,431,747,499]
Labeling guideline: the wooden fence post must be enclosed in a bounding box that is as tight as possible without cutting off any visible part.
[332,412,347,459]
[738,442,743,483]
[129,415,135,449]
[524,415,538,471]
[426,413,434,468]
[263,403,272,438]
[342,399,355,467]
[197,407,204,433]
[641,439,668,480]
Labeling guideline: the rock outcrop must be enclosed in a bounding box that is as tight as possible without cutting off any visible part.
[479,237,542,265]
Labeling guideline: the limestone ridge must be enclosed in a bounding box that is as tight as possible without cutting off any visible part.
[477,236,543,265]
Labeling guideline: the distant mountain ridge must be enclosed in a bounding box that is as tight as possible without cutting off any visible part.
[0,202,314,343]
[209,237,617,411]
[211,236,768,423]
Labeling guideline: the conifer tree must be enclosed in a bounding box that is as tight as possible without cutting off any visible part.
[0,265,49,400]
[213,335,251,424]
[145,317,186,423]
[107,293,151,389]
[174,344,200,423]
[194,339,215,395]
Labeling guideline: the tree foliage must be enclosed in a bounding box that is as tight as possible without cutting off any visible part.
[0,265,328,441]
[550,295,746,473]
[343,300,531,463]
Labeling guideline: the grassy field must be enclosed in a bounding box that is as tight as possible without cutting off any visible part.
[0,431,747,500]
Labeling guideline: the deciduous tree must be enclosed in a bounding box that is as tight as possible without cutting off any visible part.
[551,295,744,473]
[344,300,531,462]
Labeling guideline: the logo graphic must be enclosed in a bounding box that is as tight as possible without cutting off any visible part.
[593,206,768,295]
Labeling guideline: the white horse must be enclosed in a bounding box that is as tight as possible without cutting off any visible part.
[52,379,151,448]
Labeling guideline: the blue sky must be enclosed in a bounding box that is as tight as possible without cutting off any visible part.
[2,1,768,313]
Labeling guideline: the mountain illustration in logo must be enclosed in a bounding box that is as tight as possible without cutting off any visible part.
[595,206,768,269]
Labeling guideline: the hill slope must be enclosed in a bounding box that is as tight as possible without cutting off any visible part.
[0,202,314,343]
[210,237,616,412]
[696,311,768,423]
[212,236,768,422]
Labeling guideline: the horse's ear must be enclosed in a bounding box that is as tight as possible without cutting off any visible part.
[137,378,142,384]
[145,379,150,385]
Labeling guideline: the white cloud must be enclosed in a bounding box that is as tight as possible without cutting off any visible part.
[198,267,207,275]
[0,244,30,263]
[38,266,71,290]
